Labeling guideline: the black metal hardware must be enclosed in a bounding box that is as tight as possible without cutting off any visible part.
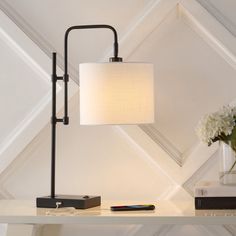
[109,57,123,62]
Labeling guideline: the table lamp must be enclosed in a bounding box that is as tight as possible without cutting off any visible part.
[36,24,154,209]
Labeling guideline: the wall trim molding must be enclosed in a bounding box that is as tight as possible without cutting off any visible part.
[140,125,183,166]
[196,0,236,37]
[119,0,236,171]
[0,7,78,180]
[182,153,217,197]
[0,0,79,83]
[1,0,235,186]
[180,0,236,70]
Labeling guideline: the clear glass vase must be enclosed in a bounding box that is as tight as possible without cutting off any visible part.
[219,141,236,185]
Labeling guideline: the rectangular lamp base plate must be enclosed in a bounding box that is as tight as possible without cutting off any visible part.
[36,195,101,209]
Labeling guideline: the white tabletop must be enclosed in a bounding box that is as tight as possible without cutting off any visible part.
[0,200,236,225]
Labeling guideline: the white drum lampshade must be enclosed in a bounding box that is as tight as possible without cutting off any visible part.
[79,62,154,125]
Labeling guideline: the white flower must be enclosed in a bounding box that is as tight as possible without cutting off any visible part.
[196,106,236,145]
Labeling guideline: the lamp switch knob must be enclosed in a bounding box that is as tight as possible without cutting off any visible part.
[83,195,90,199]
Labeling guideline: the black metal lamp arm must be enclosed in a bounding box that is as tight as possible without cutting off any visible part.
[50,24,122,198]
[63,24,122,125]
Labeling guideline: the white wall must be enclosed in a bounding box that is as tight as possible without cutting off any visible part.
[2,93,174,201]
[197,0,236,36]
[0,0,236,235]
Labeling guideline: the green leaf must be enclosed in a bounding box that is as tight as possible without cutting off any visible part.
[223,126,236,152]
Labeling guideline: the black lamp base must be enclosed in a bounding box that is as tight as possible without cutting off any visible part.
[36,195,101,209]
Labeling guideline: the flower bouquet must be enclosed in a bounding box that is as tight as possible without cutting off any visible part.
[196,106,236,185]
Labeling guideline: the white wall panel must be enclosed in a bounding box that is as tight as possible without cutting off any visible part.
[197,0,236,36]
[128,8,236,163]
[0,30,49,145]
[183,152,219,197]
[0,8,54,176]
[1,0,154,81]
[0,94,173,200]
